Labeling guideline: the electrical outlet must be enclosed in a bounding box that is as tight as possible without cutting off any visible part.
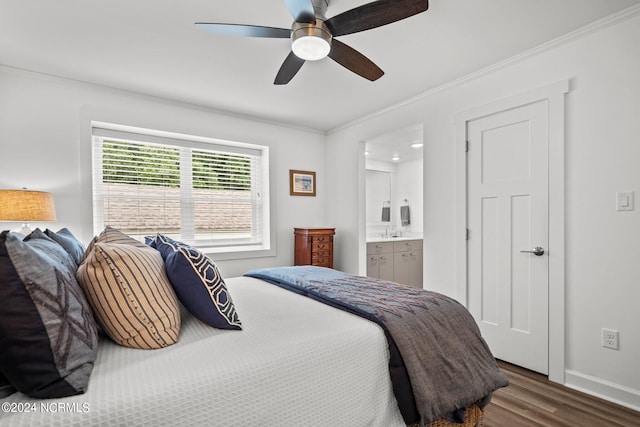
[602,328,619,350]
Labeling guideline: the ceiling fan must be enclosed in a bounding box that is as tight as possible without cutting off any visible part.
[195,0,429,85]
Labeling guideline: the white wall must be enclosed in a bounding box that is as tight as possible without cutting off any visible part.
[0,67,327,277]
[327,12,640,409]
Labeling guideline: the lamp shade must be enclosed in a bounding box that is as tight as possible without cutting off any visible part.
[0,190,57,222]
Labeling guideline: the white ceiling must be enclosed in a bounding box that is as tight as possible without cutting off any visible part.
[1,0,639,132]
[366,124,423,164]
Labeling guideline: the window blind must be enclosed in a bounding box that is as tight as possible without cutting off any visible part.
[91,124,269,251]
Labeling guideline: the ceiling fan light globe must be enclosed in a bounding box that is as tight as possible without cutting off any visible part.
[292,36,330,61]
[291,20,332,61]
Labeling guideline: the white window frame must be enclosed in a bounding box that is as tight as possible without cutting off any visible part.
[90,121,271,258]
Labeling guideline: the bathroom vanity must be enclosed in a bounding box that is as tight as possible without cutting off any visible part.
[366,238,423,288]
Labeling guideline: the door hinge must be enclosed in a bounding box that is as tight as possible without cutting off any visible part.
[465,140,469,152]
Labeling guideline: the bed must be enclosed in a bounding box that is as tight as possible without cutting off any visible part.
[1,276,409,426]
[0,228,507,426]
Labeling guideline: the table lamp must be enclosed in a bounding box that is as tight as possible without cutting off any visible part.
[0,189,57,234]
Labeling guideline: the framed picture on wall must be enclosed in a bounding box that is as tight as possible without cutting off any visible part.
[289,170,316,196]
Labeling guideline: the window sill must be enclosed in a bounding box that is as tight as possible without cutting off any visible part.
[198,245,276,261]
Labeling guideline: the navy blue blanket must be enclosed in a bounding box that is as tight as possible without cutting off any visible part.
[244,266,508,425]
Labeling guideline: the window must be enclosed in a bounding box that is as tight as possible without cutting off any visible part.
[91,123,270,253]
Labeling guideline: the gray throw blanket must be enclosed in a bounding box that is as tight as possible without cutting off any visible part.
[244,266,508,424]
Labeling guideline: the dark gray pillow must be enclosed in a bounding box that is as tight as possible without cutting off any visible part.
[0,372,16,398]
[0,231,98,398]
[24,229,77,273]
[45,228,85,266]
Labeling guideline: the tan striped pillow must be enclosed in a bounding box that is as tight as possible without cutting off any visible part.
[80,226,147,264]
[77,231,180,349]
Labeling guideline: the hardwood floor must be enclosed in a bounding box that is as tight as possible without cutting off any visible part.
[482,361,640,427]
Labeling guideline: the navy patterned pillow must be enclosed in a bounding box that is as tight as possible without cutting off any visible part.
[0,231,98,398]
[144,235,157,248]
[154,234,242,330]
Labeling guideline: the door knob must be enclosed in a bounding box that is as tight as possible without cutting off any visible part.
[520,246,545,256]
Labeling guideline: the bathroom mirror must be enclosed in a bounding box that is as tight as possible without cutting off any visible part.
[365,169,392,224]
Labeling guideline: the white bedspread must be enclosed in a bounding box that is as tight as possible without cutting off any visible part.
[0,276,405,427]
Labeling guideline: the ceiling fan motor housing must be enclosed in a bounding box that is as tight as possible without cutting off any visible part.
[291,20,332,61]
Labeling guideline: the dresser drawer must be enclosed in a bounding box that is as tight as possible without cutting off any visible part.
[312,242,332,251]
[312,250,332,259]
[312,235,332,243]
[312,256,332,265]
[313,260,332,268]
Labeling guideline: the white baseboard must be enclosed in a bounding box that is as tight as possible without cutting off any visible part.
[565,370,640,412]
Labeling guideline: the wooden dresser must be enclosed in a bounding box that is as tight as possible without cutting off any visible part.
[294,228,335,269]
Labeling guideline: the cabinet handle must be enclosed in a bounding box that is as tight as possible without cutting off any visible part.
[380,256,387,260]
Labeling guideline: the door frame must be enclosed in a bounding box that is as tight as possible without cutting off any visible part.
[454,80,569,384]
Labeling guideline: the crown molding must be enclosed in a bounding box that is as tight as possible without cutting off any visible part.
[328,3,640,135]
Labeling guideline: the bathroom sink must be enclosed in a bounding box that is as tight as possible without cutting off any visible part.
[366,236,420,243]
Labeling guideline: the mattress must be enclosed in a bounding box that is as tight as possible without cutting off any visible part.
[0,276,405,427]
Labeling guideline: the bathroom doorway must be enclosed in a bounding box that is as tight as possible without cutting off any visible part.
[364,124,424,241]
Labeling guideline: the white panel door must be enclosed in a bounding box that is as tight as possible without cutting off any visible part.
[467,100,549,375]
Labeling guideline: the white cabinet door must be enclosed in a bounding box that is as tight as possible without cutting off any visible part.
[393,252,410,285]
[367,255,379,278]
[378,254,394,281]
[408,251,423,289]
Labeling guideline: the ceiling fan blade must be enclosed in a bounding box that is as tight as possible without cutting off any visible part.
[284,0,316,23]
[328,39,384,81]
[195,23,291,38]
[325,0,428,37]
[274,52,306,85]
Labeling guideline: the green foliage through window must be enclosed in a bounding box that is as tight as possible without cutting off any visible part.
[193,150,251,191]
[102,140,252,191]
[102,140,180,187]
